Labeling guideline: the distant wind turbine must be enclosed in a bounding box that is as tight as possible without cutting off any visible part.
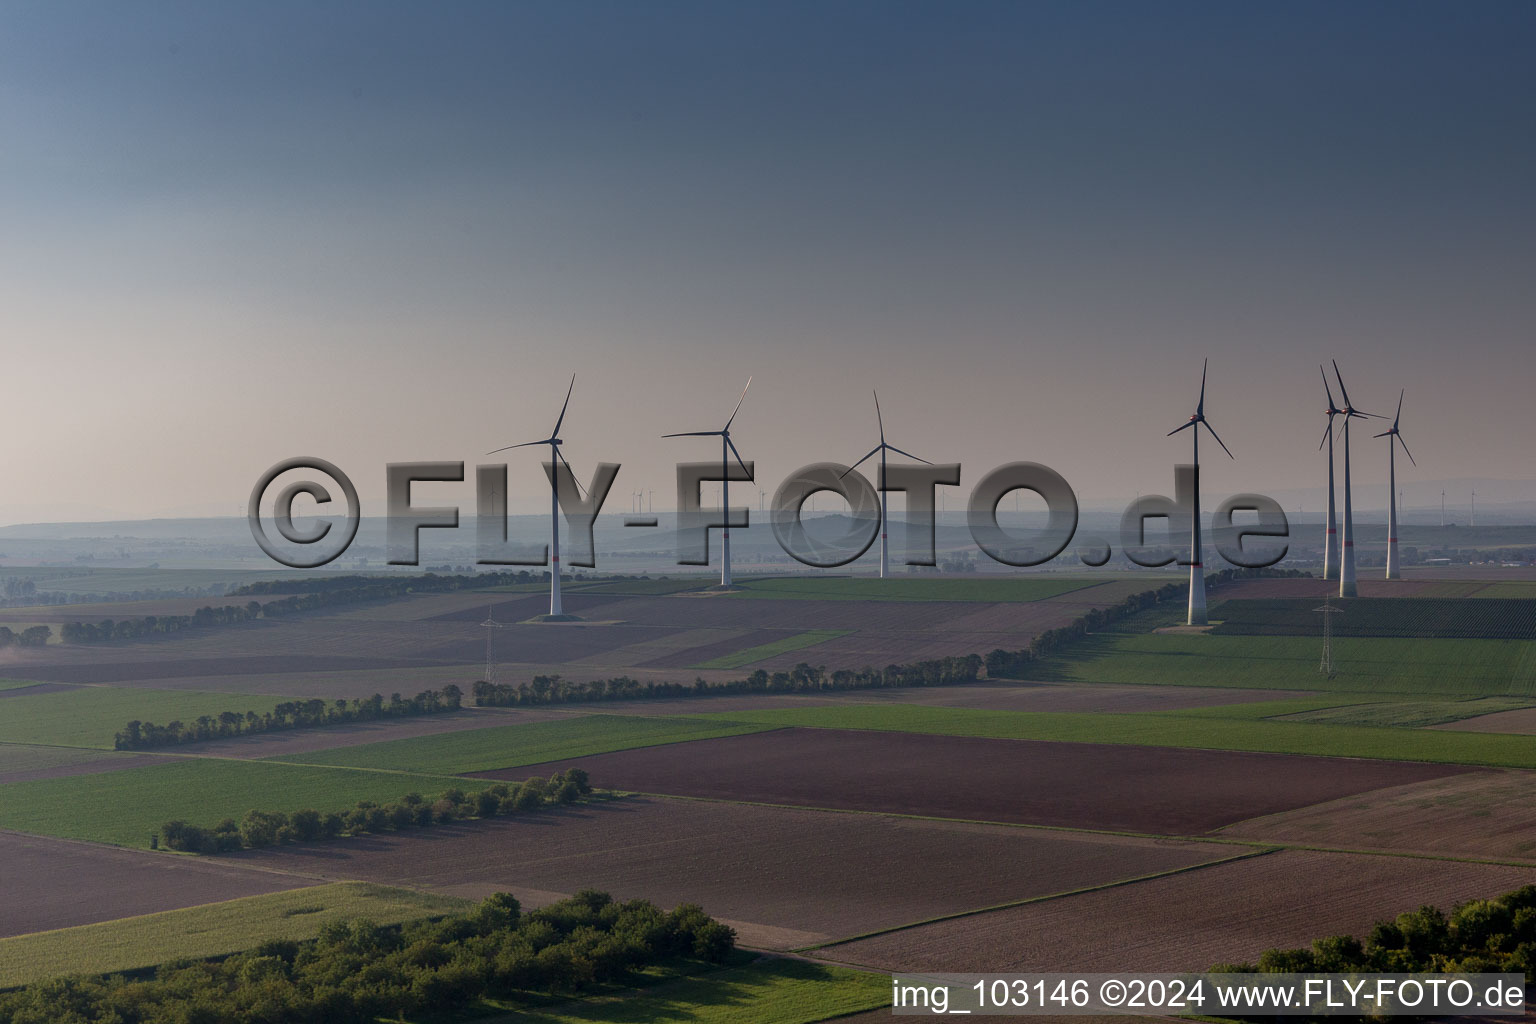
[844,391,932,579]
[1319,367,1343,581]
[1167,359,1233,625]
[1374,391,1416,580]
[1331,361,1378,598]
[664,377,753,588]
[488,374,582,618]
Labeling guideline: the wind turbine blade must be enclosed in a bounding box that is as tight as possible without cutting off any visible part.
[1397,432,1417,467]
[884,443,932,465]
[551,374,576,437]
[725,435,751,477]
[1203,421,1235,459]
[841,446,882,479]
[1372,429,1392,438]
[873,390,885,444]
[1320,364,1337,409]
[1331,359,1352,410]
[661,430,722,438]
[487,438,551,454]
[1167,421,1195,437]
[1198,358,1208,415]
[553,446,586,498]
[723,376,752,431]
[1318,420,1332,451]
[1394,388,1404,429]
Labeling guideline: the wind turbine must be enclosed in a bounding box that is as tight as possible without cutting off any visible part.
[1331,361,1378,598]
[844,391,932,578]
[488,374,581,618]
[664,377,752,588]
[1318,367,1343,581]
[1167,359,1233,625]
[1376,396,1419,583]
[1374,391,1416,580]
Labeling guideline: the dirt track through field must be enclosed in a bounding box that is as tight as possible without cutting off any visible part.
[475,728,1475,834]
[229,797,1233,949]
[816,849,1536,973]
[0,831,313,938]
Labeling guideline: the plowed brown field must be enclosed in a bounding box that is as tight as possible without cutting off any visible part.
[230,797,1234,949]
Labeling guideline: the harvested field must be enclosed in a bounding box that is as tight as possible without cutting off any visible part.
[1436,706,1536,735]
[816,849,1536,973]
[0,830,312,938]
[475,728,1471,834]
[1219,769,1536,861]
[232,797,1234,949]
[0,747,176,785]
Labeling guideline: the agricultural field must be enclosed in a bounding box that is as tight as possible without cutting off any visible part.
[815,849,1536,973]
[0,830,312,939]
[693,629,852,669]
[0,684,300,749]
[272,714,773,774]
[0,743,170,785]
[482,726,1471,833]
[510,958,889,1024]
[0,757,489,847]
[1031,633,1536,696]
[1209,597,1536,638]
[677,703,1536,767]
[723,576,1107,602]
[1218,769,1536,861]
[1275,696,1536,728]
[232,796,1236,949]
[0,576,1153,692]
[0,882,468,988]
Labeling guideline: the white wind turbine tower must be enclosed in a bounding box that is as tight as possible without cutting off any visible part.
[664,378,752,588]
[488,375,583,619]
[1318,367,1343,581]
[1374,391,1416,580]
[1167,360,1234,625]
[844,391,932,579]
[1331,361,1378,598]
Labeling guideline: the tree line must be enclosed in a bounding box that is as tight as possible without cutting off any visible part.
[159,768,591,854]
[0,888,735,1024]
[475,655,985,707]
[983,567,1311,679]
[0,625,51,647]
[1215,883,1536,989]
[114,687,463,751]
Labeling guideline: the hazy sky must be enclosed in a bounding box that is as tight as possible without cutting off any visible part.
[3,1,1533,523]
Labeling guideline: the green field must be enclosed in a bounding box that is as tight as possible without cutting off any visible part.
[0,679,45,692]
[694,630,852,670]
[1031,633,1536,696]
[1475,582,1536,599]
[510,958,889,1024]
[1209,597,1536,639]
[684,702,1536,768]
[273,714,773,775]
[726,576,1105,602]
[0,685,308,749]
[0,883,469,989]
[0,757,488,847]
[1275,696,1536,728]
